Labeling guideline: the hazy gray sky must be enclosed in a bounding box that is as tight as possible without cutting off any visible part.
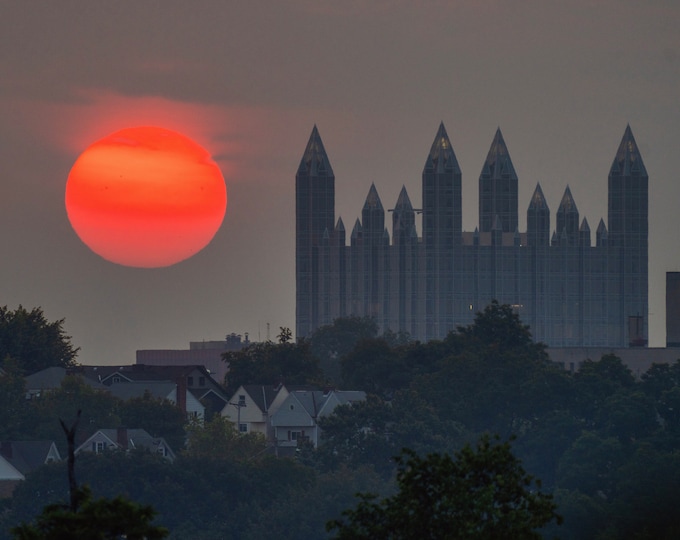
[1,1,678,364]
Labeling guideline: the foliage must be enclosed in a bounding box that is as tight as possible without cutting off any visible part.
[118,393,187,451]
[310,316,379,384]
[11,485,168,540]
[0,306,79,374]
[328,436,561,539]
[0,357,35,440]
[29,377,121,455]
[223,339,321,395]
[184,415,268,462]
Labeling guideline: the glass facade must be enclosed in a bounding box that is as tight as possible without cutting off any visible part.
[296,124,648,348]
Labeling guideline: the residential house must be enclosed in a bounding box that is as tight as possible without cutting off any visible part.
[79,364,230,419]
[221,384,290,437]
[75,428,175,461]
[24,366,108,398]
[0,441,61,497]
[270,390,366,448]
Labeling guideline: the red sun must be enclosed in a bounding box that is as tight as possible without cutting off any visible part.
[65,126,227,268]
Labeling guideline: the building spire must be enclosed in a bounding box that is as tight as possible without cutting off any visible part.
[610,124,647,178]
[298,125,334,177]
[424,122,461,174]
[482,128,517,180]
[528,182,549,211]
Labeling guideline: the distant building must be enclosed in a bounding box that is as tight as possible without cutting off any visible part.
[296,124,648,347]
[667,272,680,347]
[137,333,250,384]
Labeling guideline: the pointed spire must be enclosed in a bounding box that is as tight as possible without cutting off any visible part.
[558,186,579,214]
[579,217,591,248]
[335,217,345,232]
[596,218,607,235]
[610,124,647,177]
[394,185,414,212]
[351,218,362,239]
[528,183,549,211]
[482,128,517,180]
[362,183,384,211]
[425,122,461,174]
[596,218,608,247]
[298,125,334,177]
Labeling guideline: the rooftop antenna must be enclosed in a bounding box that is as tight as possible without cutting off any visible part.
[267,322,270,341]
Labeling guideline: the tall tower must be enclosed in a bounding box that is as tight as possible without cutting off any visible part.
[556,186,580,247]
[608,125,648,345]
[527,183,550,247]
[361,184,386,318]
[296,126,335,338]
[479,128,518,233]
[422,122,462,339]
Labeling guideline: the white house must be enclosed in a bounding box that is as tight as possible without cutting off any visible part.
[221,384,291,438]
[75,428,176,461]
[270,390,366,448]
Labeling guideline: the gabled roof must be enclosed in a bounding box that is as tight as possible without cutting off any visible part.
[610,124,647,178]
[76,429,175,460]
[25,367,108,392]
[239,384,286,413]
[106,381,176,402]
[480,128,517,180]
[424,122,461,174]
[0,441,61,474]
[297,125,334,177]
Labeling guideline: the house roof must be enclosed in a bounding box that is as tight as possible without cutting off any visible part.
[240,385,285,413]
[77,429,176,460]
[106,381,176,402]
[0,441,61,474]
[25,367,108,392]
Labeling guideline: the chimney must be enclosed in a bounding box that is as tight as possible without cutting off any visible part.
[117,427,128,450]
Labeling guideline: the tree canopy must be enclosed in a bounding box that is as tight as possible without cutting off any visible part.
[328,436,561,539]
[0,305,79,374]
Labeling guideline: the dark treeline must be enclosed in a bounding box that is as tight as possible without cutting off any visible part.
[3,302,680,538]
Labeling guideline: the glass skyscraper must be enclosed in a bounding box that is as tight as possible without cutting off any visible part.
[295,124,648,347]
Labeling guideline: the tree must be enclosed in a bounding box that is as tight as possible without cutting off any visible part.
[11,485,168,540]
[118,393,187,451]
[0,356,35,440]
[328,435,561,539]
[11,412,168,540]
[0,306,79,374]
[223,339,321,395]
[310,316,379,384]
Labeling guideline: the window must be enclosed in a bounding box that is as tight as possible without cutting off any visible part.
[93,441,105,453]
[112,376,120,384]
[187,376,194,386]
[288,430,303,441]
[238,395,246,407]
[239,423,248,433]
[199,377,205,387]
